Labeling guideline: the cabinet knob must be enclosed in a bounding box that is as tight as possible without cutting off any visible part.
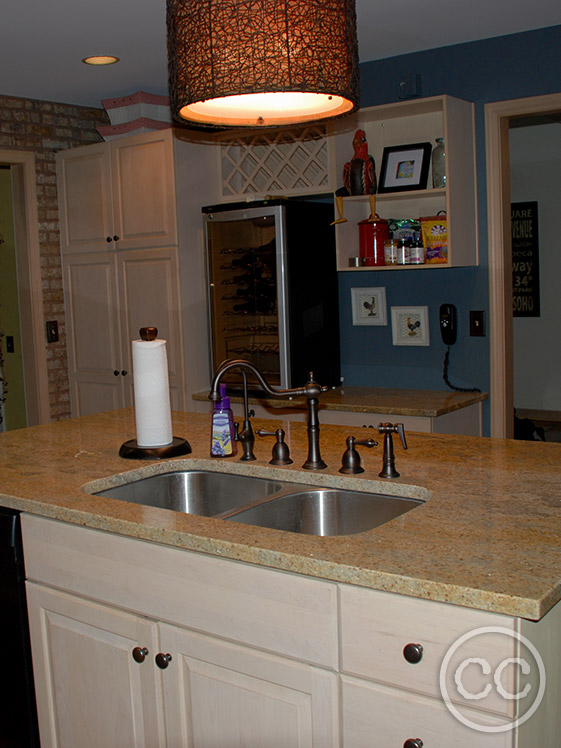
[113,235,120,242]
[121,370,128,376]
[404,740,423,748]
[106,236,113,243]
[403,643,424,664]
[113,370,119,376]
[155,652,172,669]
[132,646,148,663]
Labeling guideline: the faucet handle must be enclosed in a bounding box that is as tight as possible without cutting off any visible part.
[256,428,293,466]
[339,435,378,475]
[377,423,407,478]
[377,422,407,449]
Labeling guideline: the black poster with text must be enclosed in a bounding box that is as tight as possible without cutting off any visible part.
[511,201,540,317]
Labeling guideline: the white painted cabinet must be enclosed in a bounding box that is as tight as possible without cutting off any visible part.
[57,128,220,416]
[56,133,177,254]
[63,246,186,414]
[23,515,339,748]
[22,513,561,747]
[26,583,166,748]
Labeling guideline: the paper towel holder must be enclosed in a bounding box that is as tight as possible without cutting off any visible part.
[119,327,192,460]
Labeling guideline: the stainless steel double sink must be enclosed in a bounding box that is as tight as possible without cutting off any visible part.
[93,470,424,537]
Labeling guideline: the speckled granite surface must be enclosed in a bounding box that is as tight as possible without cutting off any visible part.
[193,386,487,416]
[1,408,559,621]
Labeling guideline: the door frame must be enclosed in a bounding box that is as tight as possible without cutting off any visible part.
[485,92,561,438]
[0,149,50,425]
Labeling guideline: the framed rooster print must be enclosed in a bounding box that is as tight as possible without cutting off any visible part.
[391,306,430,346]
[378,142,432,193]
[351,287,387,326]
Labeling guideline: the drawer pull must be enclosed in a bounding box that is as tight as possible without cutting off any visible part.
[132,646,148,663]
[404,740,423,748]
[155,652,172,669]
[403,643,423,664]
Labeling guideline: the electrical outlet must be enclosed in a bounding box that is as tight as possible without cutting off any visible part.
[469,311,486,337]
[46,320,59,343]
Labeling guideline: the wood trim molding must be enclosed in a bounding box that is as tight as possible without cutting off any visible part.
[0,149,50,425]
[485,93,561,438]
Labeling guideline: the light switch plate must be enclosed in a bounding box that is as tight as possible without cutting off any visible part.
[469,310,486,337]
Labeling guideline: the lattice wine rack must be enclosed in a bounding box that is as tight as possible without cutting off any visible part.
[219,125,331,197]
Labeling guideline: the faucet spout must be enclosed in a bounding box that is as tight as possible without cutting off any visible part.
[209,359,329,470]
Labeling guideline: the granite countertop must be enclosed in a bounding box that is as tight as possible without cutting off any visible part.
[192,385,487,417]
[0,409,559,621]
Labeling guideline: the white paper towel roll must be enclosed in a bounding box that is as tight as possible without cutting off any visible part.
[132,337,173,447]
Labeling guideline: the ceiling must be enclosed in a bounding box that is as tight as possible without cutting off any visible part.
[2,0,561,110]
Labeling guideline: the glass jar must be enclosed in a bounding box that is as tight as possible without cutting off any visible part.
[384,239,398,265]
[432,137,446,188]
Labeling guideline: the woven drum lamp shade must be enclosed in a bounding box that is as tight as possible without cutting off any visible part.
[167,0,360,128]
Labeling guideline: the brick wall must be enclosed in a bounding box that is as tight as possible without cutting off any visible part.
[0,94,109,421]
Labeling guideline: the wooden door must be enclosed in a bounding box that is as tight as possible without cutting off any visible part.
[117,247,187,410]
[56,143,114,253]
[160,623,339,748]
[111,131,177,251]
[26,583,166,748]
[63,251,126,415]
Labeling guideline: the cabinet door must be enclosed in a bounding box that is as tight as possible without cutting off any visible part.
[26,583,166,748]
[63,252,126,415]
[56,143,114,253]
[117,247,187,410]
[160,623,339,748]
[111,132,177,250]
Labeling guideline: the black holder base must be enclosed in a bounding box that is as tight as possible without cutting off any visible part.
[119,437,192,460]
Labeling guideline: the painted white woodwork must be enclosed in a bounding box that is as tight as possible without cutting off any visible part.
[340,585,516,717]
[22,513,561,747]
[331,95,478,271]
[63,247,185,414]
[161,624,338,747]
[342,676,511,748]
[485,92,561,437]
[63,251,123,415]
[23,515,339,748]
[56,132,176,253]
[58,128,220,416]
[117,247,186,410]
[26,583,165,748]
[21,515,338,668]
[0,148,50,425]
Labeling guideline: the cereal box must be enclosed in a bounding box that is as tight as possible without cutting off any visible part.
[420,213,447,264]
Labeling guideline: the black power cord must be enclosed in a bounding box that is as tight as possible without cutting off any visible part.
[442,345,481,393]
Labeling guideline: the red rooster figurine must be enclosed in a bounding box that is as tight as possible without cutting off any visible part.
[332,129,377,224]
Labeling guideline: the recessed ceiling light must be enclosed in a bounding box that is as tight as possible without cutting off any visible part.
[82,55,120,66]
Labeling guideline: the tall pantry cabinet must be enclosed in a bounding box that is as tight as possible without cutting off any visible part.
[57,128,217,416]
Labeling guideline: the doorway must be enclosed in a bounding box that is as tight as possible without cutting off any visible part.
[0,149,49,426]
[485,92,561,438]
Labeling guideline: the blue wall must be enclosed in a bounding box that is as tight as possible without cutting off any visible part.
[340,25,561,433]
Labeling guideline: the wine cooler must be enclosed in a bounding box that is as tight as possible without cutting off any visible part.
[203,198,340,390]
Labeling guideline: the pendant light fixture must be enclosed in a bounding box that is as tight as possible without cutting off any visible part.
[167,0,360,128]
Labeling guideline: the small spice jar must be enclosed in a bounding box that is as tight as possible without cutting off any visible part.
[384,239,398,265]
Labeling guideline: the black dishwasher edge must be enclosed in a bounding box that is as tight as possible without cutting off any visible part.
[0,507,40,747]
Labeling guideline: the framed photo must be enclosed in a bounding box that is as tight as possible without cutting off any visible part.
[378,142,432,193]
[391,306,430,346]
[351,287,387,326]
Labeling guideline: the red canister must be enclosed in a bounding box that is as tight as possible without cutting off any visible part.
[358,216,389,266]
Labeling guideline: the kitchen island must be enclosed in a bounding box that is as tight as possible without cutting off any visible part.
[1,409,559,746]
